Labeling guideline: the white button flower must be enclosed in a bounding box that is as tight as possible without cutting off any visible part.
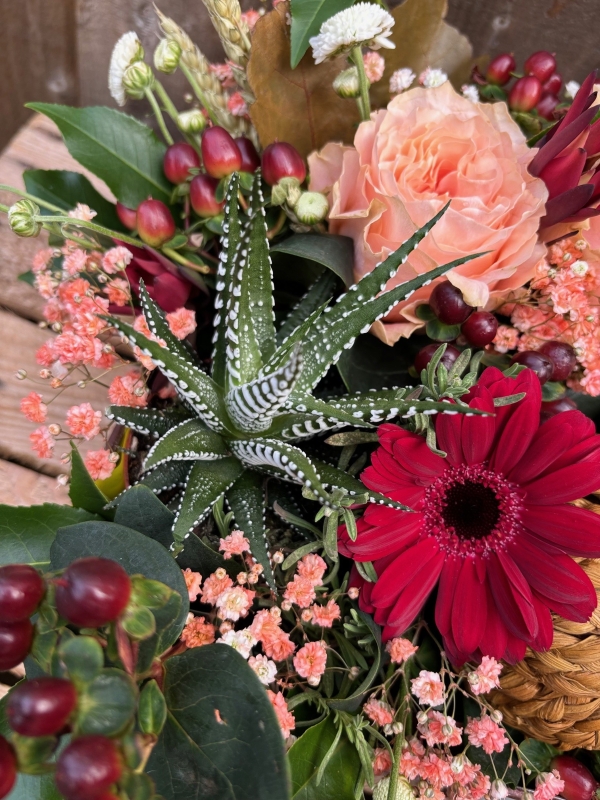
[309,3,395,64]
[108,31,144,106]
[389,68,415,95]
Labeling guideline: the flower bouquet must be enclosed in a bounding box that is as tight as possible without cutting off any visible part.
[2,1,600,798]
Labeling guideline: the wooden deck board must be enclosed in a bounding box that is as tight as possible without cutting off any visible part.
[0,459,68,506]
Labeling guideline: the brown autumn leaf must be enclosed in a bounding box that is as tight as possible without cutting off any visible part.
[247,3,360,159]
[371,0,473,108]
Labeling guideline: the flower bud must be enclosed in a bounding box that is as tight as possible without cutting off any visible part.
[508,75,542,112]
[348,587,359,599]
[270,177,299,207]
[177,109,207,134]
[48,424,61,436]
[349,666,361,680]
[116,201,137,230]
[154,39,181,74]
[524,50,556,83]
[15,370,27,380]
[136,198,176,247]
[294,191,329,225]
[122,61,155,99]
[451,755,466,774]
[491,779,509,799]
[262,141,306,186]
[190,175,224,218]
[281,600,292,611]
[333,67,360,98]
[235,137,260,173]
[272,551,284,564]
[201,126,242,179]
[163,142,200,185]
[8,199,42,238]
[417,710,428,725]
[485,53,515,86]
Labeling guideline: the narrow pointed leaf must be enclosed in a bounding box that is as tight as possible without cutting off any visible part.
[321,391,490,424]
[106,405,193,438]
[138,282,197,363]
[136,461,192,496]
[226,471,276,589]
[313,459,411,510]
[277,271,338,345]
[246,171,276,361]
[144,420,229,470]
[263,301,330,374]
[265,411,346,441]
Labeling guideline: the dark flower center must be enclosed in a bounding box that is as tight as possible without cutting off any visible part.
[442,481,500,540]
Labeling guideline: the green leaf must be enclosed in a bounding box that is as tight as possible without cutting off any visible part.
[272,234,354,286]
[288,715,361,800]
[246,173,277,363]
[176,532,241,580]
[23,169,124,231]
[121,604,157,639]
[277,271,337,345]
[77,668,137,736]
[27,103,171,207]
[0,503,98,568]
[312,460,408,510]
[106,405,193,438]
[113,486,175,549]
[290,0,356,68]
[337,333,416,392]
[329,611,382,712]
[425,317,462,342]
[146,646,289,800]
[50,521,189,652]
[226,471,275,589]
[138,282,199,364]
[518,739,558,773]
[136,461,192,496]
[59,636,104,684]
[69,443,112,516]
[138,679,168,737]
[144,420,229,471]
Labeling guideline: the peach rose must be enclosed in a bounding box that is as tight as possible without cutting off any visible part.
[309,82,548,344]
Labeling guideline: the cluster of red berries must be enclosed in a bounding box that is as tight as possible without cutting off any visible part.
[478,50,563,120]
[551,755,600,800]
[0,558,132,799]
[116,126,306,248]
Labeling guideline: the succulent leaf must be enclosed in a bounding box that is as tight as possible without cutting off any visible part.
[136,461,193,495]
[226,471,275,589]
[106,405,192,438]
[276,271,337,345]
[138,281,197,363]
[144,420,229,470]
[246,171,276,362]
[312,459,410,510]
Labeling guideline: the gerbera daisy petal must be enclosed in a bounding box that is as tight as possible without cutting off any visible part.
[524,452,600,504]
[489,552,538,641]
[434,557,461,636]
[451,557,487,655]
[521,503,600,557]
[435,406,464,466]
[386,550,445,631]
[460,388,495,465]
[478,588,509,661]
[530,593,554,652]
[348,514,422,560]
[371,538,440,607]
[391,435,445,479]
[489,372,541,475]
[508,412,574,484]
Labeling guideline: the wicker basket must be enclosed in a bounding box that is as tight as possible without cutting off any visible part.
[492,499,600,749]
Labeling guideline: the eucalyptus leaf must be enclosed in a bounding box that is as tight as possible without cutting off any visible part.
[113,485,175,549]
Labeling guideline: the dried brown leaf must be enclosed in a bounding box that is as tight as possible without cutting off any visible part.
[247,3,360,158]
[371,0,473,108]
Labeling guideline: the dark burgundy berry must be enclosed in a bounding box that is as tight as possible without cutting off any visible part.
[163,142,200,184]
[541,396,578,422]
[261,141,306,186]
[524,50,557,83]
[508,75,543,112]
[235,136,260,173]
[551,754,599,800]
[7,677,78,737]
[201,126,242,178]
[429,281,474,325]
[55,557,131,629]
[136,199,176,248]
[0,564,45,623]
[55,736,122,800]
[0,619,33,670]
[543,72,562,95]
[537,93,559,120]
[189,174,224,218]
[511,350,554,384]
[415,344,461,374]
[0,736,17,800]
[115,202,138,230]
[539,340,577,381]
[461,311,498,347]
[485,53,516,86]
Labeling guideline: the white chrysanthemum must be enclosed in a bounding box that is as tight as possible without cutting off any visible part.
[461,83,480,103]
[309,3,395,64]
[565,80,581,100]
[248,654,278,686]
[389,68,415,94]
[419,67,448,89]
[109,31,144,106]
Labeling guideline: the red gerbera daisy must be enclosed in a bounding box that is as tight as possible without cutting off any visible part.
[339,367,600,663]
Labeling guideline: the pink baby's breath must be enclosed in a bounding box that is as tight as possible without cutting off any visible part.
[102,246,133,274]
[219,530,250,559]
[108,372,149,407]
[201,569,233,604]
[297,553,327,586]
[166,307,197,340]
[363,51,385,83]
[411,671,445,707]
[363,696,394,727]
[469,656,502,695]
[66,402,102,440]
[30,426,55,459]
[533,770,565,800]
[85,449,115,480]
[20,392,47,423]
[465,715,509,755]
[181,615,216,648]
[309,599,341,627]
[267,690,295,738]
[386,637,418,664]
[182,568,203,601]
[293,641,327,686]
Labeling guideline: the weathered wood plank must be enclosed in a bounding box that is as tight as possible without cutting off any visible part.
[0,459,69,506]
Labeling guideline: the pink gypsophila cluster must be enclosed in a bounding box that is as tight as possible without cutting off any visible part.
[363,697,394,727]
[533,771,565,800]
[293,641,327,686]
[20,392,47,423]
[166,307,197,340]
[84,450,115,480]
[465,715,509,754]
[219,530,250,559]
[267,690,295,738]
[411,671,445,707]
[182,568,203,601]
[469,656,503,695]
[386,637,418,664]
[181,615,216,648]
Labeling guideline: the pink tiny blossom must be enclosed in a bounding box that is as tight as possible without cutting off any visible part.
[363,696,394,726]
[181,615,216,648]
[201,569,233,604]
[182,568,203,601]
[133,314,153,337]
[102,246,133,274]
[54,331,96,365]
[32,248,54,273]
[363,51,385,83]
[411,671,445,707]
[20,392,47,423]
[419,752,454,789]
[68,203,96,221]
[267,690,295,738]
[108,372,149,407]
[418,710,462,747]
[219,629,257,658]
[386,637,418,664]
[227,92,249,117]
[263,631,296,661]
[30,426,54,459]
[297,553,327,586]
[248,654,277,685]
[92,339,116,370]
[35,272,57,299]
[284,575,316,608]
[133,346,156,372]
[36,340,56,366]
[309,599,341,627]
[63,248,88,276]
[241,9,261,30]
[493,324,520,353]
[43,298,66,325]
[58,277,93,311]
[106,278,131,306]
[210,62,234,84]
[465,715,509,754]
[219,530,251,559]
[533,770,565,800]
[293,641,327,686]
[373,748,392,777]
[66,402,102,440]
[215,586,255,621]
[470,656,503,695]
[166,307,197,340]
[85,449,115,480]
[249,608,282,640]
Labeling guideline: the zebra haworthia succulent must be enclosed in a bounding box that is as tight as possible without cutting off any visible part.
[106,172,483,583]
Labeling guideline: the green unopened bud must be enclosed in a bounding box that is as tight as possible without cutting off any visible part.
[122,61,155,99]
[271,177,301,207]
[294,191,329,225]
[333,67,360,98]
[154,39,181,74]
[8,199,42,237]
[177,108,207,134]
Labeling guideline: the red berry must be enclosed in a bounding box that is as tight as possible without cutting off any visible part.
[7,677,78,737]
[261,142,306,186]
[415,344,461,374]
[0,564,45,623]
[201,126,242,179]
[429,281,474,325]
[115,202,138,230]
[460,311,499,347]
[235,136,260,173]
[0,736,17,800]
[55,736,122,800]
[537,93,559,120]
[541,396,578,421]
[55,557,131,629]
[543,72,563,95]
[485,53,516,86]
[136,199,176,248]
[511,350,554,383]
[551,755,599,800]
[163,142,200,185]
[539,340,577,381]
[189,174,224,218]
[508,75,543,112]
[524,50,557,83]
[0,619,33,670]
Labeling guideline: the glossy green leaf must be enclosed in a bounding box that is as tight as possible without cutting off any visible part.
[329,611,382,712]
[24,169,124,231]
[288,715,361,800]
[144,420,229,470]
[290,0,356,68]
[59,636,104,684]
[271,233,354,286]
[113,486,175,549]
[146,646,289,800]
[226,471,274,588]
[76,669,137,736]
[136,461,192,496]
[69,443,112,516]
[121,604,157,640]
[337,333,417,392]
[518,739,557,773]
[27,103,171,206]
[138,679,168,737]
[425,317,462,342]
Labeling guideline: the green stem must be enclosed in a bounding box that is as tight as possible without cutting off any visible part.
[162,246,210,274]
[351,47,371,121]
[0,185,64,213]
[155,81,200,151]
[179,62,218,125]
[387,670,411,800]
[145,87,174,145]
[34,215,140,247]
